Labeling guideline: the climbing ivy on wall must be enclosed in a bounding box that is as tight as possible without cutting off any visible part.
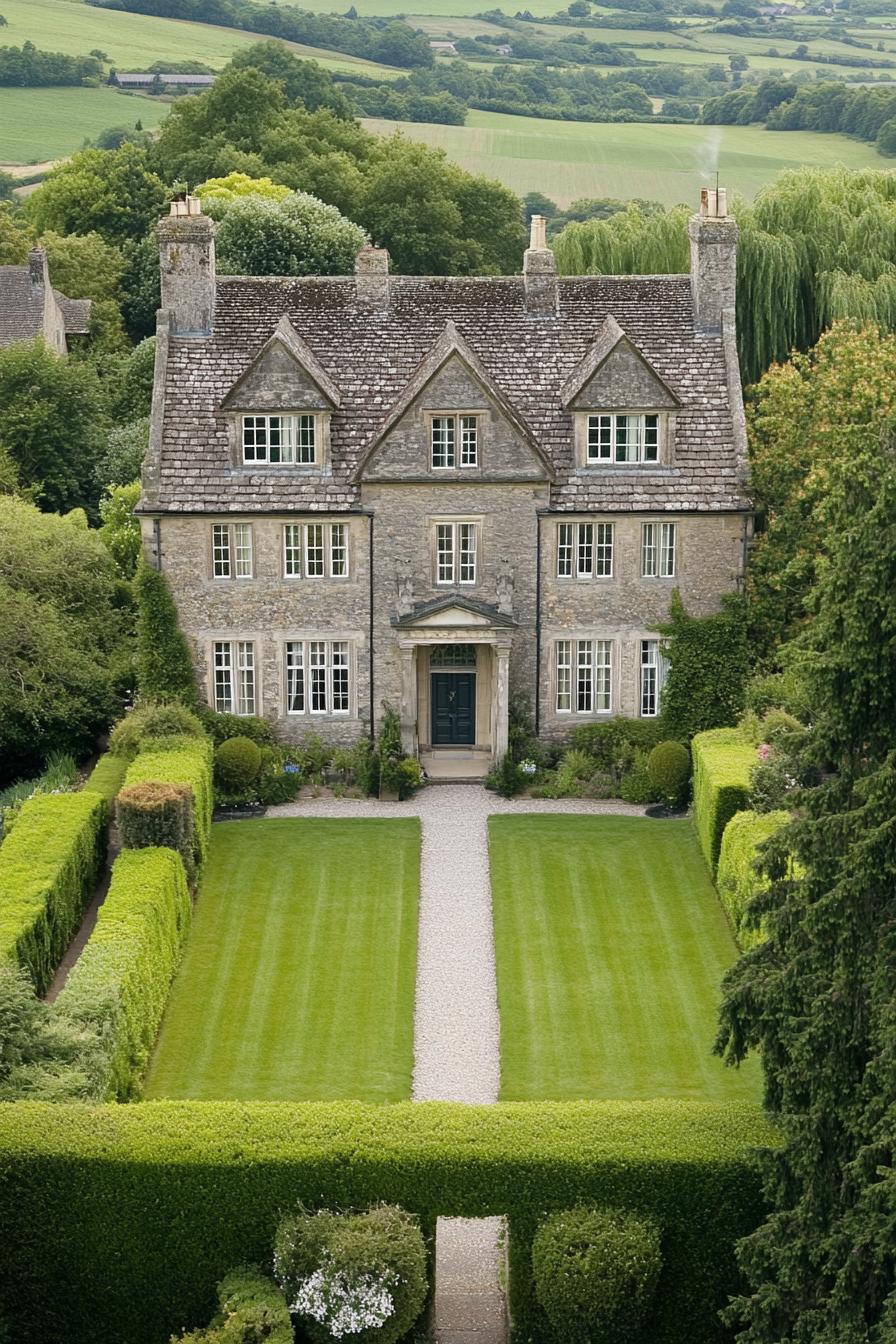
[658,590,749,744]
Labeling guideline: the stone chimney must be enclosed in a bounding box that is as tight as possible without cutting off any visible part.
[28,247,49,291]
[157,194,216,338]
[355,245,390,308]
[688,187,738,334]
[523,214,557,319]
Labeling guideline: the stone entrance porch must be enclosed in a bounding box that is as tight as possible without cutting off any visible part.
[393,597,514,776]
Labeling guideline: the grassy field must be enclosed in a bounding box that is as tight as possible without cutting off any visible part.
[144,817,420,1103]
[0,86,169,163]
[489,815,762,1102]
[363,109,883,206]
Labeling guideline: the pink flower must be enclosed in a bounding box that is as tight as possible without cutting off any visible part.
[757,743,772,761]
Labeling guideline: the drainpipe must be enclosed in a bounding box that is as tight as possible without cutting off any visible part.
[368,513,375,741]
[535,511,542,735]
[153,516,162,571]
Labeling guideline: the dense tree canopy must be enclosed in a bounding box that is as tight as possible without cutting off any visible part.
[203,189,368,276]
[25,144,168,247]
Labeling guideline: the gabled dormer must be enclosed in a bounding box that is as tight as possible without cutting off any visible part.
[219,315,341,472]
[561,315,680,468]
[355,320,553,485]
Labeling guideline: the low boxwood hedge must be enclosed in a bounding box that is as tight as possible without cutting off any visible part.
[0,1099,776,1344]
[717,809,791,949]
[82,753,129,806]
[124,738,213,874]
[0,792,106,994]
[691,729,756,874]
[52,848,190,1102]
[177,1265,292,1343]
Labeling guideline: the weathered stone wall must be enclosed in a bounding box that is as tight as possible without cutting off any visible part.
[570,342,678,410]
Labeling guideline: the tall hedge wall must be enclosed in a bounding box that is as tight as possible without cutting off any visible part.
[52,848,190,1101]
[83,752,129,806]
[717,809,791,948]
[0,791,106,994]
[691,729,756,874]
[0,1100,776,1344]
[124,739,213,873]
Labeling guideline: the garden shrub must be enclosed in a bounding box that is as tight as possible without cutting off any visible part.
[0,792,106,995]
[716,809,791,948]
[134,559,199,707]
[198,708,275,749]
[0,752,79,839]
[109,700,206,761]
[658,591,750,742]
[124,738,214,873]
[175,1266,292,1344]
[117,781,195,877]
[485,753,525,798]
[0,1099,774,1344]
[52,848,190,1100]
[691,729,756,873]
[83,752,128,805]
[532,1206,663,1344]
[569,719,663,786]
[214,737,262,794]
[618,749,661,805]
[274,1204,428,1344]
[0,962,92,1101]
[255,749,302,806]
[646,740,690,808]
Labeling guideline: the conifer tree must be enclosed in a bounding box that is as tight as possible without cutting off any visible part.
[133,558,198,708]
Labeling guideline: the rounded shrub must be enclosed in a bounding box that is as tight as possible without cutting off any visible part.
[647,740,691,807]
[109,701,206,761]
[273,1204,428,1344]
[214,737,262,793]
[532,1206,662,1344]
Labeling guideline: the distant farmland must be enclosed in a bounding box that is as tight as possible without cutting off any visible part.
[362,111,885,207]
[0,87,168,164]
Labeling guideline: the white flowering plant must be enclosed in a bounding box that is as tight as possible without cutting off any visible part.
[273,1204,428,1344]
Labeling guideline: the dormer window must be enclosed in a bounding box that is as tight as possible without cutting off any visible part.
[587,413,658,464]
[431,414,478,469]
[243,414,317,465]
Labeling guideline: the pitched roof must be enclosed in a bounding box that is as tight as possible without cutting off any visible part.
[559,312,680,408]
[221,314,342,410]
[151,273,749,514]
[0,265,92,347]
[57,296,92,335]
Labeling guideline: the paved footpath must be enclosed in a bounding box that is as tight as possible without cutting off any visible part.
[270,786,645,1341]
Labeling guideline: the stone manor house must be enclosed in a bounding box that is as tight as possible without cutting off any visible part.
[140,191,749,776]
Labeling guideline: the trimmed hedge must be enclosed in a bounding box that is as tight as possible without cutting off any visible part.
[0,1099,776,1344]
[177,1266,292,1343]
[124,738,213,873]
[83,753,129,805]
[0,792,106,995]
[717,809,791,949]
[52,848,190,1101]
[691,729,756,874]
[117,780,195,878]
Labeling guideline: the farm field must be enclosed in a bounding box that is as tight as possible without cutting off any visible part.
[489,815,762,1102]
[362,110,884,207]
[144,817,420,1103]
[0,86,168,163]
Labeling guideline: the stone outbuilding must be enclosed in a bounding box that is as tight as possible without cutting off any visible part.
[0,248,91,354]
[140,189,749,777]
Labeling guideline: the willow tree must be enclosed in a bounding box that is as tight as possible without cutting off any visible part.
[554,167,896,385]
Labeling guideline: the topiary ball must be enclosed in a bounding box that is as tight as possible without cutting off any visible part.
[646,739,691,807]
[532,1206,662,1344]
[214,735,262,793]
[274,1204,428,1344]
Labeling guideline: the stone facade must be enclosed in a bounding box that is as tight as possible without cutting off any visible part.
[141,190,749,763]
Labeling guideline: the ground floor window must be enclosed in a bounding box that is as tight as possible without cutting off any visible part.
[640,638,667,717]
[213,640,256,715]
[286,639,350,715]
[556,638,612,714]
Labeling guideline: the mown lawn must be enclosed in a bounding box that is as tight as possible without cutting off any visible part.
[144,817,420,1102]
[489,815,761,1102]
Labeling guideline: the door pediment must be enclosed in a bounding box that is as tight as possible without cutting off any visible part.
[393,594,515,630]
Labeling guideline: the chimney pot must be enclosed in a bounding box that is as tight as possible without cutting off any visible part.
[529,213,547,251]
[27,247,48,290]
[523,221,557,319]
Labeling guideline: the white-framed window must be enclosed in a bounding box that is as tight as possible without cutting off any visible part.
[642,522,676,578]
[213,640,256,715]
[212,522,253,579]
[285,639,350,716]
[586,413,659,464]
[640,638,667,718]
[436,521,477,585]
[242,414,317,465]
[557,522,613,579]
[282,522,349,579]
[556,639,612,714]
[431,414,479,469]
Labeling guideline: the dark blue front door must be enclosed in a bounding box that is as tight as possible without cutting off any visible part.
[431,672,475,745]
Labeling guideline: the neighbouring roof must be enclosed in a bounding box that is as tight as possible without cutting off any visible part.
[153,273,748,514]
[116,72,216,84]
[0,265,91,348]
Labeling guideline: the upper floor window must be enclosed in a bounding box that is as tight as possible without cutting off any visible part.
[556,638,612,715]
[431,415,478,469]
[642,522,676,578]
[283,522,348,579]
[213,640,256,716]
[243,414,317,465]
[640,638,667,718]
[587,413,658,464]
[285,639,350,716]
[557,522,613,579]
[212,523,253,579]
[436,521,477,585]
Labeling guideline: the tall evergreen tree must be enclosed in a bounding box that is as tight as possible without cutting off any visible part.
[133,559,198,708]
